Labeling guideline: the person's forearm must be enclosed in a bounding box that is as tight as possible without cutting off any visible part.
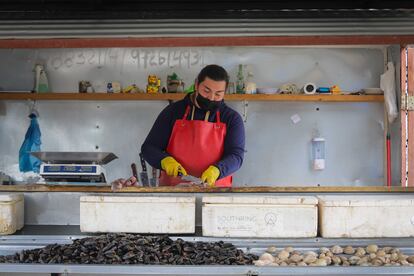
[140,104,174,169]
[215,150,244,178]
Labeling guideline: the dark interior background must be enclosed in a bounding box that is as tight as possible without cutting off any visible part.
[0,0,413,20]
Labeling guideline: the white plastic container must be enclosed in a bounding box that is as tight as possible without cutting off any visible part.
[319,195,414,238]
[312,137,325,170]
[80,196,195,233]
[0,193,24,235]
[202,196,318,238]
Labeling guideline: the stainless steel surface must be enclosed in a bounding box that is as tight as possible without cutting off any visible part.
[30,151,118,165]
[1,234,414,274]
[0,18,414,38]
[0,46,400,187]
[0,264,414,275]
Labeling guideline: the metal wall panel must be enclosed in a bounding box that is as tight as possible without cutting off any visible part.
[1,18,414,37]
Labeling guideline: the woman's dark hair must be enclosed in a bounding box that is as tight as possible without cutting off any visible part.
[197,64,229,88]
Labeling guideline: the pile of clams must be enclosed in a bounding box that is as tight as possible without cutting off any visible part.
[255,245,414,266]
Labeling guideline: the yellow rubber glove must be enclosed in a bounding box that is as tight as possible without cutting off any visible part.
[201,166,220,187]
[161,156,187,177]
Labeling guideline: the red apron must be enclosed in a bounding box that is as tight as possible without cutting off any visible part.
[159,105,232,187]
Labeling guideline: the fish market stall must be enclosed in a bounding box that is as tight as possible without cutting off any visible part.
[1,2,414,275]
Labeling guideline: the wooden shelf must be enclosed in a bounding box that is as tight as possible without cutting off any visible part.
[0,184,410,193]
[0,92,384,102]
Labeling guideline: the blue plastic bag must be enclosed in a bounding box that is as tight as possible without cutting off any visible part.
[19,114,42,173]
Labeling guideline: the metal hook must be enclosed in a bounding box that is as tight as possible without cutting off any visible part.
[243,100,248,123]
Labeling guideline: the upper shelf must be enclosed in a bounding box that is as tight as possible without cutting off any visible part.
[0,92,384,102]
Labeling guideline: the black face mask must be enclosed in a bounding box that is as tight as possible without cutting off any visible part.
[196,93,222,111]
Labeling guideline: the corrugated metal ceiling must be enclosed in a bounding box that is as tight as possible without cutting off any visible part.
[0,17,414,38]
[0,1,413,38]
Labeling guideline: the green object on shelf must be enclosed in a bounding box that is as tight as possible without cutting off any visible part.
[236,64,245,94]
[168,72,179,81]
[184,83,195,93]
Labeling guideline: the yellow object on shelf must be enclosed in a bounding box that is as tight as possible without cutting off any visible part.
[330,85,341,94]
[122,84,142,93]
[146,75,161,93]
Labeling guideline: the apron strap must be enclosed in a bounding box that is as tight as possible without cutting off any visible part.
[191,105,211,122]
[183,106,191,120]
[204,111,210,122]
[187,105,220,123]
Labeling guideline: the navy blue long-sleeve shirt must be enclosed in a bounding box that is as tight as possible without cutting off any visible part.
[141,94,245,179]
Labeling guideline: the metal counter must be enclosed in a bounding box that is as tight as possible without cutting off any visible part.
[1,226,414,275]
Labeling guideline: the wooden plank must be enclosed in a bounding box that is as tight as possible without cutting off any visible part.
[401,47,408,187]
[408,48,414,186]
[227,94,384,102]
[0,92,186,101]
[0,93,385,102]
[0,184,413,193]
[2,36,414,49]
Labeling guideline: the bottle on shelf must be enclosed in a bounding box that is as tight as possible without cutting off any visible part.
[34,64,49,93]
[236,64,245,94]
[245,71,257,94]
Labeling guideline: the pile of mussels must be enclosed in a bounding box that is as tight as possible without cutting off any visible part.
[0,234,258,265]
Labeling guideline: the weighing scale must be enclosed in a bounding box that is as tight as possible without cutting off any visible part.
[30,152,118,184]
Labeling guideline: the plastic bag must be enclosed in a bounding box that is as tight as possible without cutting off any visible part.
[380,62,398,123]
[19,114,42,173]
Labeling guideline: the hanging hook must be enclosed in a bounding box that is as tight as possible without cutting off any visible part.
[243,100,248,123]
[27,99,39,118]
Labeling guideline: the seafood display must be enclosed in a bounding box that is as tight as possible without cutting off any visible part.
[0,234,257,265]
[255,245,414,266]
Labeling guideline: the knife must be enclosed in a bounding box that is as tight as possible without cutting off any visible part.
[131,163,138,178]
[180,174,206,186]
[150,167,158,187]
[139,153,149,187]
[130,163,141,186]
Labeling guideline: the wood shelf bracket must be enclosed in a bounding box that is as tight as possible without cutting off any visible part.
[401,95,414,111]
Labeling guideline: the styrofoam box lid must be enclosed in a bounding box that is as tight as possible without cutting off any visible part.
[318,195,414,207]
[202,196,317,205]
[0,193,24,202]
[80,196,195,203]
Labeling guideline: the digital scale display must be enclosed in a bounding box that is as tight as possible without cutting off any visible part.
[43,165,97,174]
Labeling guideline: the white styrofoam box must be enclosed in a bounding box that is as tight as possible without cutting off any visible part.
[202,196,318,238]
[0,193,24,235]
[319,195,414,238]
[80,196,195,233]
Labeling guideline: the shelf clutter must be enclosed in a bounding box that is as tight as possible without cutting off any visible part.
[0,92,384,102]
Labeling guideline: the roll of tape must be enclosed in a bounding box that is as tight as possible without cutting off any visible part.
[303,83,316,94]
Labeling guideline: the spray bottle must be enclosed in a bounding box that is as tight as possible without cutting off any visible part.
[34,64,49,93]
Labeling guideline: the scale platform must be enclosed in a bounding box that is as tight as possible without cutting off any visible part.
[30,152,118,184]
